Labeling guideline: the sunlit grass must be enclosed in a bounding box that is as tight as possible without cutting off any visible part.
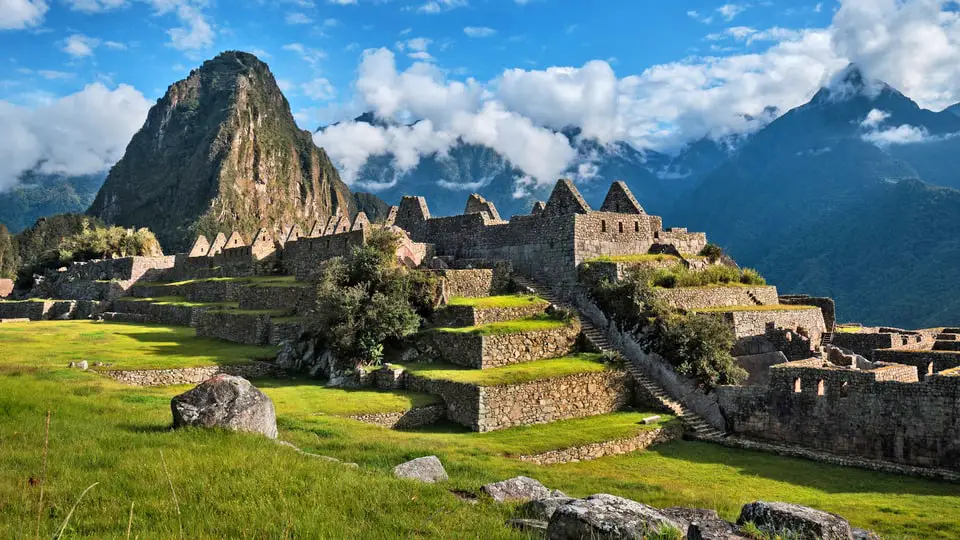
[446,295,548,309]
[400,354,609,386]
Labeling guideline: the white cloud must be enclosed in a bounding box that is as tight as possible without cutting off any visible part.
[862,124,930,146]
[285,12,312,24]
[0,83,151,190]
[416,0,467,14]
[328,0,355,4]
[395,37,435,61]
[861,109,891,128]
[0,0,48,29]
[63,0,127,13]
[165,4,214,51]
[717,3,747,22]
[301,77,337,101]
[37,70,73,80]
[63,34,100,57]
[283,43,327,65]
[464,26,496,38]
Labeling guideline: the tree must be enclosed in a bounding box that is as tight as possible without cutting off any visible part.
[0,224,19,279]
[307,228,440,368]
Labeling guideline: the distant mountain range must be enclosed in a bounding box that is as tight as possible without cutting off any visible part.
[0,171,105,233]
[317,113,737,218]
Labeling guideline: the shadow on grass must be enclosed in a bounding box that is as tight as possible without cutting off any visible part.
[648,440,960,497]
[119,422,172,434]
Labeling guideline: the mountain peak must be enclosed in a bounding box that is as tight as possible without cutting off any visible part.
[810,64,895,105]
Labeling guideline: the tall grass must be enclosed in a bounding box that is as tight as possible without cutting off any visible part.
[651,264,766,288]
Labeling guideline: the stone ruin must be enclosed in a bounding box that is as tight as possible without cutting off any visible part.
[2,178,958,476]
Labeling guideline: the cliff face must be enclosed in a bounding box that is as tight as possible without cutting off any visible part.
[89,51,355,251]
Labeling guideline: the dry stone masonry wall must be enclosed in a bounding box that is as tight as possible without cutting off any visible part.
[654,286,780,310]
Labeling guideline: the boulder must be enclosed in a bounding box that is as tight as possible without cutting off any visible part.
[547,494,683,539]
[171,375,278,439]
[482,476,561,503]
[522,497,576,521]
[393,456,448,483]
[661,507,745,539]
[737,501,852,540]
[507,519,548,533]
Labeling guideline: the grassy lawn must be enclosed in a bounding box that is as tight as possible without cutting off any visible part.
[0,321,276,371]
[256,378,442,416]
[693,304,818,313]
[3,322,960,538]
[137,275,308,288]
[446,295,548,309]
[401,354,609,386]
[115,296,239,309]
[436,314,571,336]
[585,253,680,264]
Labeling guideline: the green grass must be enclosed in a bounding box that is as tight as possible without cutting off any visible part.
[205,308,290,316]
[446,295,548,309]
[255,378,442,416]
[837,325,863,334]
[3,322,960,538]
[436,314,571,336]
[692,305,817,313]
[0,321,276,370]
[0,298,61,303]
[401,353,608,386]
[585,254,680,264]
[115,296,239,309]
[137,275,308,288]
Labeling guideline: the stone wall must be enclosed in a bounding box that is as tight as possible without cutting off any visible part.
[405,369,632,432]
[112,301,201,326]
[196,311,276,345]
[237,285,310,312]
[0,300,103,321]
[348,403,447,430]
[654,286,780,310]
[517,422,682,464]
[874,349,960,375]
[477,371,633,431]
[717,362,960,470]
[100,361,278,386]
[413,322,580,369]
[437,268,512,298]
[707,307,826,346]
[431,302,547,328]
[780,295,836,331]
[832,332,898,358]
[291,229,368,281]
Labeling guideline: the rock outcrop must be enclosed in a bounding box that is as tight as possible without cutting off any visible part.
[89,51,356,251]
[481,476,564,503]
[392,456,448,483]
[546,494,684,539]
[170,375,278,439]
[737,501,853,540]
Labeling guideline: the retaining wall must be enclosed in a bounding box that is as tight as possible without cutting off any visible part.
[413,322,580,369]
[432,302,547,328]
[654,286,779,310]
[100,361,278,386]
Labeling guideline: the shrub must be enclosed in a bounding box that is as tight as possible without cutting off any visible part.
[600,350,627,370]
[650,263,765,289]
[699,243,723,262]
[740,268,766,285]
[307,228,434,369]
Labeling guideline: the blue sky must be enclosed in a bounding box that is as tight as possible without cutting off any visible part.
[2,0,959,191]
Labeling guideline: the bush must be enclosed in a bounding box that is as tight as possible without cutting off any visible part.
[740,268,766,285]
[307,228,436,368]
[650,263,765,289]
[699,243,723,262]
[600,350,627,370]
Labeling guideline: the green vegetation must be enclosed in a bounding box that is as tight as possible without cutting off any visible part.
[651,263,766,289]
[446,295,548,309]
[307,229,441,367]
[584,267,747,389]
[115,296,239,309]
[0,320,275,370]
[136,275,307,288]
[585,253,680,264]
[2,321,960,537]
[401,354,607,386]
[837,325,863,334]
[693,305,817,313]
[437,314,570,336]
[0,223,18,279]
[699,243,724,263]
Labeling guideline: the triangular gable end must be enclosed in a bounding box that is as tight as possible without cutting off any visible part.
[541,179,591,217]
[224,231,247,249]
[324,215,342,236]
[464,194,502,221]
[351,212,370,231]
[285,224,304,244]
[251,228,274,248]
[531,201,547,215]
[599,181,645,214]
[383,206,399,227]
[188,235,210,257]
[208,233,228,256]
[307,219,325,237]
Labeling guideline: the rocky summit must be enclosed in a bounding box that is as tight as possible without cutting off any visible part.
[88,51,356,252]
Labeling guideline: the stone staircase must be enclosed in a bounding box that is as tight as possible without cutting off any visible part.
[820,324,835,347]
[512,275,726,439]
[746,290,764,306]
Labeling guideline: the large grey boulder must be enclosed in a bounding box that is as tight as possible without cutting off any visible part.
[393,456,448,483]
[522,497,576,521]
[547,494,684,539]
[171,375,278,439]
[737,501,853,540]
[661,507,746,539]
[482,476,564,503]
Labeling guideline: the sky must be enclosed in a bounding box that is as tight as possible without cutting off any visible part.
[2,0,960,192]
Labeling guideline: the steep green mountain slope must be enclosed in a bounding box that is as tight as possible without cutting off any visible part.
[0,171,104,233]
[89,51,356,252]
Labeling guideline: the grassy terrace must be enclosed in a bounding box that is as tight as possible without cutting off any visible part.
[446,295,548,309]
[436,314,570,336]
[400,353,608,386]
[693,304,817,313]
[205,308,290,316]
[585,253,681,264]
[0,320,275,370]
[135,275,309,288]
[2,322,960,537]
[115,296,239,309]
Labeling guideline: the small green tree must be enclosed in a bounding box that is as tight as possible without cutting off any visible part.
[0,224,19,279]
[699,243,723,262]
[308,228,440,368]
